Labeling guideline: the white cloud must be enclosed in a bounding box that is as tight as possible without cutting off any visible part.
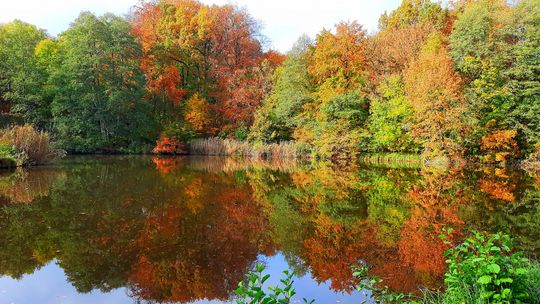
[0,0,402,52]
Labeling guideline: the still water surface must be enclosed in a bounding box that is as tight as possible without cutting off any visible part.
[0,156,538,303]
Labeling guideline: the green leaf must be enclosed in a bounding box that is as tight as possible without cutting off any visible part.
[477,275,492,285]
[487,263,501,274]
[490,246,502,252]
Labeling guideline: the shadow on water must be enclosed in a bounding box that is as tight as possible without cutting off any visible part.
[0,155,539,303]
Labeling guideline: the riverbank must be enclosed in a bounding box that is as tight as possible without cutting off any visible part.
[183,138,533,170]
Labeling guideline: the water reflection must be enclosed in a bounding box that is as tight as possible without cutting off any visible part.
[0,156,538,303]
[0,168,64,204]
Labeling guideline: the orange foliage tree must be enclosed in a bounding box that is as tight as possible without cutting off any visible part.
[217,57,281,130]
[404,34,468,159]
[308,21,367,100]
[367,26,432,83]
[131,0,266,135]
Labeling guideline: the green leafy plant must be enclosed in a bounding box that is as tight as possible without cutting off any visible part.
[235,263,314,304]
[441,229,531,303]
[0,143,17,168]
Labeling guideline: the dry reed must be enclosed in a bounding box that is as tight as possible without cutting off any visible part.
[188,137,306,159]
[0,124,65,166]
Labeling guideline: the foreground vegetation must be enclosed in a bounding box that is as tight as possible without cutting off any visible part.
[237,231,540,304]
[0,0,538,164]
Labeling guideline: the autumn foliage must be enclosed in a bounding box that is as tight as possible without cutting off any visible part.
[130,0,278,137]
[1,0,539,159]
[481,129,519,165]
[151,134,186,155]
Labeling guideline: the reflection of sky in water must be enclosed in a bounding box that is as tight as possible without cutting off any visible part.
[0,254,369,304]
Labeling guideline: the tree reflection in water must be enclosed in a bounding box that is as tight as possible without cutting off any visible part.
[0,155,538,302]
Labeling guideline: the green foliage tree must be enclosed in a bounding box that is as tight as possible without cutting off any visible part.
[249,35,314,143]
[50,12,154,152]
[449,0,513,75]
[0,20,50,128]
[368,75,418,152]
[378,0,448,31]
[449,0,540,156]
[505,0,540,151]
[295,93,369,159]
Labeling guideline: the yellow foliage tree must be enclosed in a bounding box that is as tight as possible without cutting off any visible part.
[184,93,211,134]
[308,21,367,101]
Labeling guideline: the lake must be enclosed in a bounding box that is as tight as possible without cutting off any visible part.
[0,156,538,304]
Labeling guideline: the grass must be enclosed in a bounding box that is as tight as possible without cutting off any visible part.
[188,137,309,159]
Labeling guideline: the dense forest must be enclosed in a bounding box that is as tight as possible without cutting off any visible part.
[0,0,539,163]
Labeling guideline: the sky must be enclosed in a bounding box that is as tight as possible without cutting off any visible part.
[0,0,403,52]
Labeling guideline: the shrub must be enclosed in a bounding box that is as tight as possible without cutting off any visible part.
[0,124,64,166]
[151,122,195,155]
[151,135,187,155]
[234,124,249,141]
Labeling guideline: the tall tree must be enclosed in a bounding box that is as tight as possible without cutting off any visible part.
[449,0,538,157]
[131,0,264,135]
[308,21,367,101]
[250,36,313,143]
[368,75,418,152]
[505,0,540,151]
[404,34,468,159]
[0,20,49,127]
[51,12,153,152]
[378,0,449,32]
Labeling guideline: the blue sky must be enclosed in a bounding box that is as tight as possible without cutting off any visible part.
[0,0,403,52]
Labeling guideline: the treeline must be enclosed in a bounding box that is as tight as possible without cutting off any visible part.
[0,0,539,162]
